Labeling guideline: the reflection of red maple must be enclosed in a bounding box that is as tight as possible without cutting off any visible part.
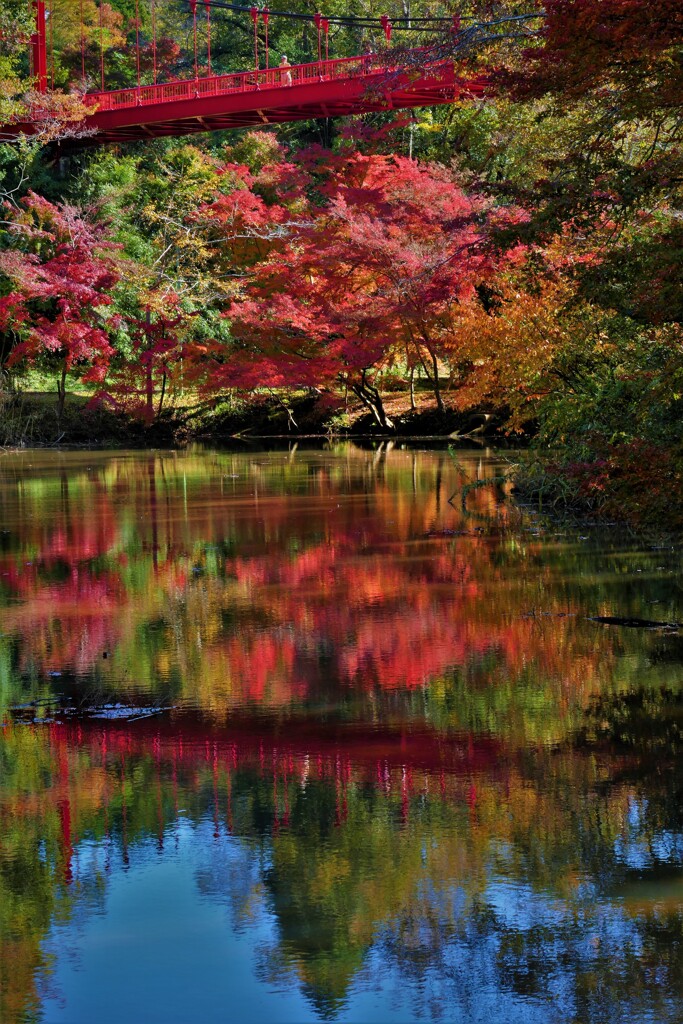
[0,453,602,706]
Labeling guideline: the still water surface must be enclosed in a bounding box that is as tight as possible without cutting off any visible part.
[1,446,683,1023]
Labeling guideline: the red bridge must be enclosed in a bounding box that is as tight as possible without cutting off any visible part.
[3,0,489,147]
[78,55,484,145]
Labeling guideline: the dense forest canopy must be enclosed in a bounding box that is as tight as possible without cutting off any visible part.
[0,0,682,522]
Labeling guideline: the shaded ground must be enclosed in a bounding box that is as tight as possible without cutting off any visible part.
[0,389,515,447]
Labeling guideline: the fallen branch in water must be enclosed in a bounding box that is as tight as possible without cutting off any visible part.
[589,615,682,630]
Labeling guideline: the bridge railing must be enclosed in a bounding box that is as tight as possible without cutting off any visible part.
[85,53,432,112]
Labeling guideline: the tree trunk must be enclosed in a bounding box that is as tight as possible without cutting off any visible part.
[145,309,154,424]
[409,365,416,411]
[158,369,167,419]
[430,350,445,415]
[350,371,394,430]
[414,334,446,416]
[56,362,67,425]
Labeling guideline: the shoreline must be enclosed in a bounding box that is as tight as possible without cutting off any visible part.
[0,389,523,448]
[2,390,680,531]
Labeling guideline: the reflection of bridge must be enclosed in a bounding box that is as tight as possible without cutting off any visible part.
[30,711,502,881]
[25,711,500,887]
[43,709,504,775]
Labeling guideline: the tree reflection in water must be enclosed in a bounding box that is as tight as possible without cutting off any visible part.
[1,446,683,1022]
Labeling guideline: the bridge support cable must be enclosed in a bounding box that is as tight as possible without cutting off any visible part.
[152,0,158,83]
[190,0,199,78]
[48,0,54,90]
[204,0,212,75]
[135,0,141,89]
[98,0,105,91]
[250,5,259,72]
[10,3,541,146]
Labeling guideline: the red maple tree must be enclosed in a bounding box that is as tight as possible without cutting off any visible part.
[0,193,119,418]
[95,305,186,424]
[201,150,524,426]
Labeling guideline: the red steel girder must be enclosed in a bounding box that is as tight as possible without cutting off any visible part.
[86,65,480,144]
[3,54,487,147]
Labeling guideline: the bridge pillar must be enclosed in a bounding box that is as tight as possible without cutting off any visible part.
[30,0,48,93]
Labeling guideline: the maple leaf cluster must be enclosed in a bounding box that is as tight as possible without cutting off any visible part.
[0,193,118,404]
[198,147,526,427]
[97,306,187,424]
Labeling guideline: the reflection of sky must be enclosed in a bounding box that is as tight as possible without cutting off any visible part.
[348,944,555,1024]
[615,810,683,870]
[37,819,668,1024]
[485,878,567,932]
[484,876,643,955]
[40,822,318,1024]
[651,832,683,862]
[38,822,562,1024]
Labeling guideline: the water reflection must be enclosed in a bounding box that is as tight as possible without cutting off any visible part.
[1,446,683,1023]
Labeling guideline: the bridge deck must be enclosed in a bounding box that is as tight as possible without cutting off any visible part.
[5,54,486,146]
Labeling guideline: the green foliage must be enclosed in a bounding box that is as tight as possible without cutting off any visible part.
[0,0,681,521]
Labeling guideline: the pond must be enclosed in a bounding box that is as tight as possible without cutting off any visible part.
[1,445,683,1023]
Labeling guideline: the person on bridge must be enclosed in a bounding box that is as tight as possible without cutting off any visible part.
[361,42,375,73]
[279,55,292,86]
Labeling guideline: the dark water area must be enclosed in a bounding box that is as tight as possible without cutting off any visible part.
[2,445,683,1023]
